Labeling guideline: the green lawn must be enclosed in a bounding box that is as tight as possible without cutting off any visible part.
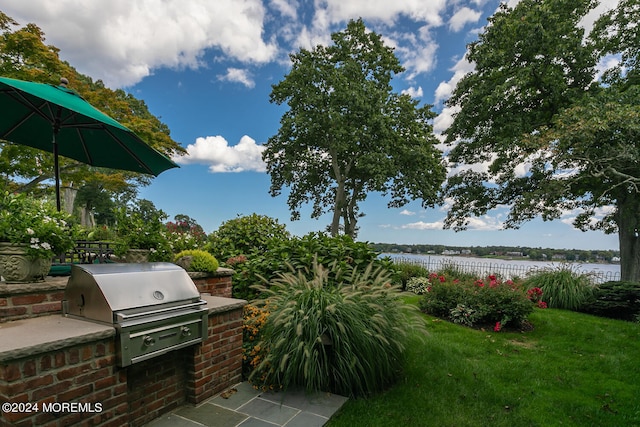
[327,308,640,427]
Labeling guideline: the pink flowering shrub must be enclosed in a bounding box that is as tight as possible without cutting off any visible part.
[419,273,546,330]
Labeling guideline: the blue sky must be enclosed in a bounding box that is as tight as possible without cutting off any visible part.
[3,0,621,250]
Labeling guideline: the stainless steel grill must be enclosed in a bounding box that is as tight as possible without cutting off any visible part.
[62,262,208,367]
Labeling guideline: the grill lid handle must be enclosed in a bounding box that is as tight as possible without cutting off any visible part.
[115,300,207,322]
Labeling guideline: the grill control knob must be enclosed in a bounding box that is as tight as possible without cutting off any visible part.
[143,335,156,347]
[181,326,192,337]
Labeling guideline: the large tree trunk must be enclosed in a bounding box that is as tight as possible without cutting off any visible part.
[63,183,77,215]
[616,195,640,282]
[331,181,346,237]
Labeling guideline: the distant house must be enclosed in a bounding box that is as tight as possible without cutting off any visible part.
[461,249,471,255]
[505,251,523,257]
[442,250,460,255]
[552,254,566,260]
[611,256,621,263]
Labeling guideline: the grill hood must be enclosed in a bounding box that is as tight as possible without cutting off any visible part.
[64,262,202,324]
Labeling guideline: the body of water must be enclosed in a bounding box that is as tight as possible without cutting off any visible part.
[382,253,621,283]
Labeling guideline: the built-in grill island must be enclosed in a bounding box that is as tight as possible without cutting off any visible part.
[62,262,208,367]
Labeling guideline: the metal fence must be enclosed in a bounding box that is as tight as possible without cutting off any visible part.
[391,256,621,284]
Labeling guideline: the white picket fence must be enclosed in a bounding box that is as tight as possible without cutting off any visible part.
[391,256,620,284]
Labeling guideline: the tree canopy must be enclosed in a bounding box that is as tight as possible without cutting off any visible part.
[263,19,445,237]
[0,11,185,220]
[444,0,640,280]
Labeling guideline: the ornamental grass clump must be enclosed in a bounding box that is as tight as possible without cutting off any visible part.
[523,264,594,310]
[249,259,425,397]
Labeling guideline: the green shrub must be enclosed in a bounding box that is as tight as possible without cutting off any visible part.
[523,264,594,310]
[174,249,219,273]
[206,214,290,260]
[212,227,393,300]
[394,262,429,290]
[419,274,465,318]
[249,260,424,397]
[420,274,535,329]
[438,261,479,282]
[406,276,430,294]
[579,281,640,321]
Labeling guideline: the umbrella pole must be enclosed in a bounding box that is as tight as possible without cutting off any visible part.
[53,134,61,211]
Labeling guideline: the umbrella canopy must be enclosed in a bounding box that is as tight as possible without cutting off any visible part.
[0,76,179,210]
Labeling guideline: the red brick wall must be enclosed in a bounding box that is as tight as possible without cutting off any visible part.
[0,304,246,426]
[192,275,233,298]
[0,291,65,322]
[186,306,244,404]
[0,339,128,427]
[0,279,67,323]
[126,350,189,427]
[191,268,234,298]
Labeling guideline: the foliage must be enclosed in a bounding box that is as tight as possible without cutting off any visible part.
[420,273,537,329]
[263,18,445,237]
[438,261,480,283]
[0,191,77,258]
[77,225,117,241]
[165,214,207,253]
[206,214,290,261]
[328,309,640,426]
[393,261,430,290]
[174,249,219,273]
[248,260,425,397]
[114,199,170,261]
[579,281,640,321]
[442,0,640,281]
[206,215,391,300]
[523,264,594,310]
[0,11,185,213]
[242,301,273,382]
[405,276,431,295]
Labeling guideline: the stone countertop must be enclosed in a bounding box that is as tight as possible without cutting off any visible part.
[0,276,68,294]
[201,295,247,314]
[0,295,246,363]
[0,315,115,362]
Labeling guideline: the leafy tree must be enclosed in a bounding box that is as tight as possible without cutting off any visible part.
[443,0,640,280]
[0,11,185,213]
[263,19,445,238]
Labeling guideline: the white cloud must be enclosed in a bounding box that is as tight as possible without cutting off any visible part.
[269,0,297,20]
[433,105,459,136]
[394,26,439,79]
[175,135,266,173]
[402,220,444,230]
[2,0,278,87]
[402,86,423,98]
[449,7,482,32]
[464,216,503,231]
[1,0,455,88]
[319,0,446,27]
[400,209,416,216]
[580,0,619,34]
[217,68,255,88]
[560,206,616,227]
[434,55,475,104]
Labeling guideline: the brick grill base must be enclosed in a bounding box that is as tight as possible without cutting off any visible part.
[0,293,245,427]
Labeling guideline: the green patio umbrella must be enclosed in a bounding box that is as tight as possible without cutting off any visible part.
[0,76,179,210]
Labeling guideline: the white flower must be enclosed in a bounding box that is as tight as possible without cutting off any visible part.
[26,228,35,235]
[30,237,40,243]
[41,242,52,250]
